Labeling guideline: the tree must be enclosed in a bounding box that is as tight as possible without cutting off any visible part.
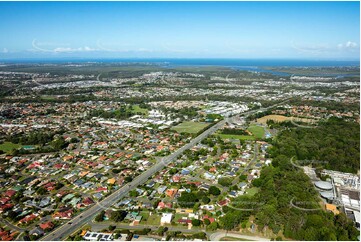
[124,176,133,183]
[111,210,127,222]
[108,225,116,231]
[218,177,232,187]
[95,211,105,222]
[129,190,138,197]
[252,178,262,187]
[201,196,210,204]
[204,219,211,226]
[157,226,166,236]
[178,192,198,208]
[50,136,68,150]
[207,221,218,231]
[36,186,47,195]
[209,186,221,196]
[191,219,201,226]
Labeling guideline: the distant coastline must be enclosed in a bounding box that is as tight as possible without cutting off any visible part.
[0,58,359,67]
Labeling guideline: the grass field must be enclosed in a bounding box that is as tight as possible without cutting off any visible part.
[41,95,57,101]
[218,124,264,141]
[0,142,21,152]
[143,214,161,225]
[218,134,256,141]
[171,122,209,134]
[247,125,265,139]
[132,105,148,115]
[139,211,150,221]
[244,187,259,196]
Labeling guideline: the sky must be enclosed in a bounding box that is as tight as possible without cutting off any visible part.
[0,1,359,60]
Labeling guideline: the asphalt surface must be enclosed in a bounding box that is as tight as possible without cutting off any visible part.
[40,119,226,241]
[89,223,270,241]
[40,100,290,241]
[210,231,270,241]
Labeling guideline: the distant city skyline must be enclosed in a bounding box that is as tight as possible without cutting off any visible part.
[0,1,359,60]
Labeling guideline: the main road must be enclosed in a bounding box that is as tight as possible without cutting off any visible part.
[41,99,290,241]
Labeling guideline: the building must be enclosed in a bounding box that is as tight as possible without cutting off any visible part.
[314,181,333,191]
[160,213,173,225]
[83,231,114,241]
[325,203,339,215]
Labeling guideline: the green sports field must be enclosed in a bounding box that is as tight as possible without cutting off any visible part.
[247,125,265,139]
[171,121,209,134]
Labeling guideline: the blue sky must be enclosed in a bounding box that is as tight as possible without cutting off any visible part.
[0,1,359,60]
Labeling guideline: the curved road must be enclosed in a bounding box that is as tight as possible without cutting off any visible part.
[210,231,270,241]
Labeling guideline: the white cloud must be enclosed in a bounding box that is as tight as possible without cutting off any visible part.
[291,41,330,55]
[32,39,100,53]
[2,48,8,53]
[337,41,358,50]
[346,41,357,48]
[32,39,53,52]
[53,47,79,52]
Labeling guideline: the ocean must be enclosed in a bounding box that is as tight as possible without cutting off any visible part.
[2,58,359,67]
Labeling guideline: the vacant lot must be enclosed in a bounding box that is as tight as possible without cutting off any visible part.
[0,142,21,152]
[257,115,315,124]
[172,122,209,134]
[143,214,161,225]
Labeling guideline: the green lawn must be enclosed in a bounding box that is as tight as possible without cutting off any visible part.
[132,105,149,115]
[218,134,256,141]
[41,95,57,101]
[143,214,161,225]
[244,187,259,196]
[173,213,187,222]
[139,211,150,220]
[247,125,265,139]
[0,142,22,152]
[171,122,209,134]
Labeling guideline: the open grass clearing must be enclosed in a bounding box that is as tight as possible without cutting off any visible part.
[244,187,259,196]
[171,121,209,134]
[0,142,22,152]
[131,105,149,115]
[247,125,265,139]
[143,213,161,225]
[257,115,316,125]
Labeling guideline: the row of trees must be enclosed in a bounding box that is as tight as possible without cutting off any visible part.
[221,128,248,135]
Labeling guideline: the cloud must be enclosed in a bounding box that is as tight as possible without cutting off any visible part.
[32,39,53,52]
[291,41,331,55]
[2,48,8,53]
[338,41,358,50]
[337,41,358,52]
[32,39,100,53]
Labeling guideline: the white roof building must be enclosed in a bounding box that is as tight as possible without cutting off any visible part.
[160,213,173,225]
[83,232,114,241]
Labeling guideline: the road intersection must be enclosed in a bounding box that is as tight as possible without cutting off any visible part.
[41,100,289,241]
